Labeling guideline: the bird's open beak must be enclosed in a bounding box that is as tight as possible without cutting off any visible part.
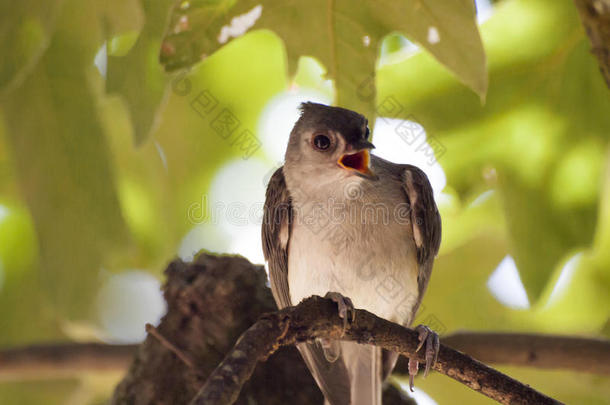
[338,148,378,180]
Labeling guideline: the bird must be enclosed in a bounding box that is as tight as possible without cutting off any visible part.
[262,102,442,405]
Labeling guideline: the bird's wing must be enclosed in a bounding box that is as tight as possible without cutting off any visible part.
[262,167,352,405]
[262,167,292,309]
[401,164,442,303]
[381,163,442,381]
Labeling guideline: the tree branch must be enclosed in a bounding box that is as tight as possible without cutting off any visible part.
[0,343,136,381]
[191,296,561,405]
[2,331,609,380]
[434,332,610,375]
[0,253,588,404]
[2,253,609,405]
[573,0,610,87]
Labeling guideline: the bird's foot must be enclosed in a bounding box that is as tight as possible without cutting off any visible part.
[408,324,440,391]
[324,292,355,336]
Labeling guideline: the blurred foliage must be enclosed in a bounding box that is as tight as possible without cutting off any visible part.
[0,0,64,94]
[0,0,609,404]
[160,0,487,123]
[107,0,172,144]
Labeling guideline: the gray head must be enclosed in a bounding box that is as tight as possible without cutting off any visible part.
[284,102,376,188]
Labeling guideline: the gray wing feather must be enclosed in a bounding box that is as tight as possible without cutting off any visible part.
[379,162,442,381]
[402,164,442,302]
[262,167,351,405]
[262,167,293,309]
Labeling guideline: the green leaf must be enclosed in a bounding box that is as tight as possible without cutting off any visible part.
[159,0,487,120]
[0,0,142,96]
[377,0,610,300]
[529,251,610,333]
[107,0,174,144]
[100,30,287,272]
[499,172,597,302]
[592,151,610,293]
[98,0,144,38]
[0,0,65,94]
[0,0,134,318]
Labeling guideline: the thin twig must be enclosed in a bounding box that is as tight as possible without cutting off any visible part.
[145,323,195,368]
[190,296,563,405]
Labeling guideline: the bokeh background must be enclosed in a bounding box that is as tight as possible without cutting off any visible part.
[0,0,609,403]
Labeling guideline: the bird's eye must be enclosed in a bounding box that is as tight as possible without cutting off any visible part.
[313,134,331,150]
[365,127,370,139]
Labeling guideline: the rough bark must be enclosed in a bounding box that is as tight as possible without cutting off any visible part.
[111,253,410,405]
[105,253,610,404]
[1,253,606,403]
[409,332,610,375]
[574,0,610,87]
[190,296,560,405]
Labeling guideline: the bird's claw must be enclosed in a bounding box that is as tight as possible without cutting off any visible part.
[324,292,355,336]
[408,357,418,392]
[415,324,440,377]
[408,324,440,391]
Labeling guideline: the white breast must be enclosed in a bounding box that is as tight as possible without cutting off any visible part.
[287,178,420,325]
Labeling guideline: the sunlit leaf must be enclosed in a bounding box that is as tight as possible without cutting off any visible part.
[160,0,487,120]
[99,0,144,38]
[524,251,610,332]
[377,0,610,300]
[594,150,610,270]
[100,30,287,274]
[107,0,174,144]
[0,0,64,94]
[0,0,135,318]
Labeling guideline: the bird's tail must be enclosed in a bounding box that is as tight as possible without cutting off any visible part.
[299,340,382,405]
[342,342,382,405]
